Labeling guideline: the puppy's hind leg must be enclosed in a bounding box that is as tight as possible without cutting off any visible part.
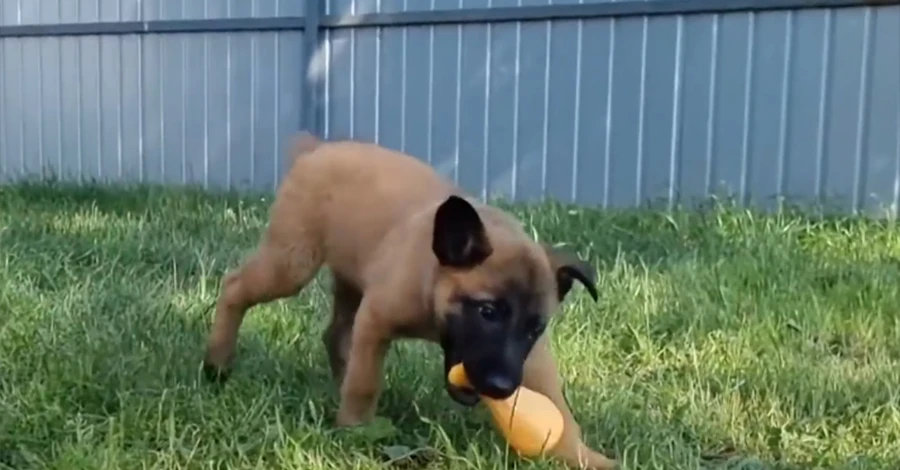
[322,276,362,385]
[203,235,323,382]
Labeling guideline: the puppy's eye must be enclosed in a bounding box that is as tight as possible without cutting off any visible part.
[478,303,499,322]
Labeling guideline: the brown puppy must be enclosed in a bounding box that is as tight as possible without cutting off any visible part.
[202,133,617,469]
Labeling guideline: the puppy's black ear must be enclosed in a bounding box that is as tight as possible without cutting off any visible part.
[542,243,599,302]
[432,195,493,268]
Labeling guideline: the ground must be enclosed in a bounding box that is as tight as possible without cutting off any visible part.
[1,181,899,470]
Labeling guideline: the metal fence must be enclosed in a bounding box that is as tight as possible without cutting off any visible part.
[1,0,899,214]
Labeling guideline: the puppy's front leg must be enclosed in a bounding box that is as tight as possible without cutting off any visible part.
[522,335,617,470]
[335,299,392,426]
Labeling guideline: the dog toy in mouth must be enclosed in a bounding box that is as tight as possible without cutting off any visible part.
[447,363,564,457]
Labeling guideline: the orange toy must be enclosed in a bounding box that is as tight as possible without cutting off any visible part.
[447,363,564,457]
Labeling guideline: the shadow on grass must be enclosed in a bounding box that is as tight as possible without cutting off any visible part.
[0,197,628,468]
[3,183,900,469]
[0,226,548,467]
[0,179,255,214]
[0,252,873,470]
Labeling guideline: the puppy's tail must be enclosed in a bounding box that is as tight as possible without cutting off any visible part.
[288,131,322,162]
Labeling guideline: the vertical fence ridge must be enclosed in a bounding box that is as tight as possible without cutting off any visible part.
[0,33,5,180]
[426,0,435,165]
[272,25,280,191]
[814,8,832,204]
[453,3,462,185]
[18,39,25,176]
[739,12,755,206]
[852,7,873,212]
[115,36,122,179]
[776,10,793,202]
[481,10,492,202]
[155,31,163,182]
[511,9,520,201]
[703,13,719,197]
[668,14,684,209]
[76,35,84,180]
[634,16,647,207]
[202,18,209,189]
[569,18,581,203]
[895,89,900,216]
[602,18,615,209]
[37,37,45,176]
[539,18,550,198]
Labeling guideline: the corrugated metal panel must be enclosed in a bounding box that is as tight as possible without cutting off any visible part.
[0,0,305,25]
[325,0,673,15]
[0,31,305,190]
[1,2,899,214]
[323,5,900,213]
[141,0,305,22]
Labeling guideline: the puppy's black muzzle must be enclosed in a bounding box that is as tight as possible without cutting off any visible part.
[441,348,524,406]
[440,330,529,405]
[470,371,518,399]
[463,357,522,400]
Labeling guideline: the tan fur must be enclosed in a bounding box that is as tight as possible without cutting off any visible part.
[203,134,617,469]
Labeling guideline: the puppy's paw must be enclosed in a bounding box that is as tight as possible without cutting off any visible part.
[567,447,618,470]
[202,361,231,384]
[446,382,481,407]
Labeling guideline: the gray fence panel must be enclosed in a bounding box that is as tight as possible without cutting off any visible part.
[324,0,671,15]
[1,1,899,214]
[326,7,900,208]
[321,6,900,211]
[0,0,305,25]
[0,30,306,190]
[141,0,305,21]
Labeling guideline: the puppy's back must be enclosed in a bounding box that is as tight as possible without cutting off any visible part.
[267,137,460,286]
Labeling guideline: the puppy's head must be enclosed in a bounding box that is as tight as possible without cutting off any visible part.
[430,196,599,405]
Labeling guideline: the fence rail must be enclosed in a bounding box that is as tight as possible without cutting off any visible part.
[1,0,899,214]
[1,0,895,33]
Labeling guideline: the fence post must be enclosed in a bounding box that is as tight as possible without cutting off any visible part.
[302,0,323,136]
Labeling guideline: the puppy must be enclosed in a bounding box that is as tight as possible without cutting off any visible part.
[202,133,617,469]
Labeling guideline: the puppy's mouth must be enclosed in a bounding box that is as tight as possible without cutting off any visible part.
[441,342,481,407]
[465,370,521,401]
[443,362,482,407]
[446,380,481,406]
[440,349,523,404]
[445,359,522,403]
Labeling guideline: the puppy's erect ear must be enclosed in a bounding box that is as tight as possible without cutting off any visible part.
[286,131,321,165]
[291,131,320,154]
[542,243,599,302]
[432,195,493,268]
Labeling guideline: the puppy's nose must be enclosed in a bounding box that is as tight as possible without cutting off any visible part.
[481,374,517,399]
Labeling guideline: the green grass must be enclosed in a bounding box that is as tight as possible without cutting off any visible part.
[2,181,900,470]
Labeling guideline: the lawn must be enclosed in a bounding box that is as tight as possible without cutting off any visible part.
[2,181,900,470]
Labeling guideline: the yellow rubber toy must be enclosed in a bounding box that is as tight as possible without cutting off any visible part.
[447,363,564,457]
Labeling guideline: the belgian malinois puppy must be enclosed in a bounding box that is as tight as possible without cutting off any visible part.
[202,133,617,469]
